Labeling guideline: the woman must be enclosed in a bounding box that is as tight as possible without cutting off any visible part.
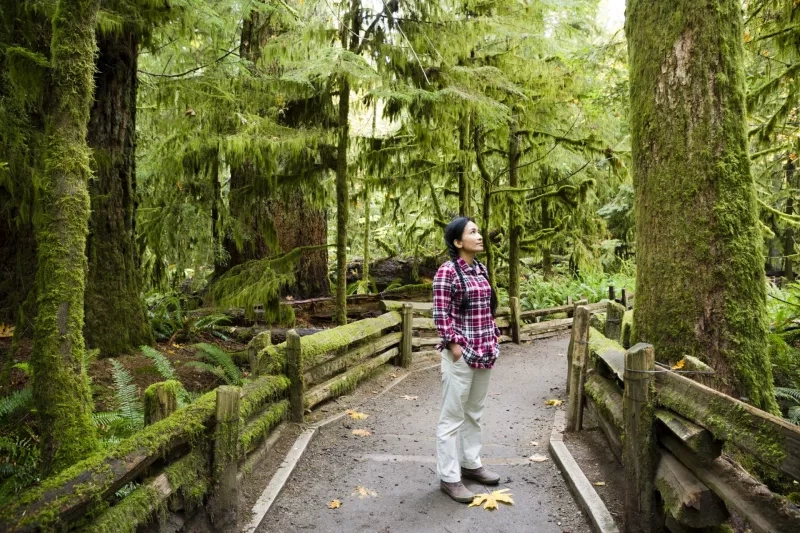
[433,217,501,503]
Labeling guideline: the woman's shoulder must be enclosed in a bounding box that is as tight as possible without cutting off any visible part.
[434,260,456,278]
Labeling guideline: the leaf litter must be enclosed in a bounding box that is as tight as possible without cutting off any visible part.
[345,409,369,420]
[352,429,372,437]
[469,489,514,510]
[353,485,377,498]
[327,499,341,509]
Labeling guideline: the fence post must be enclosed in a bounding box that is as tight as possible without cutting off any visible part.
[621,288,629,309]
[605,300,625,342]
[623,343,659,533]
[143,381,179,426]
[566,306,590,431]
[400,303,413,368]
[510,296,521,344]
[248,330,271,377]
[567,295,574,318]
[287,329,304,422]
[608,285,616,302]
[209,386,241,527]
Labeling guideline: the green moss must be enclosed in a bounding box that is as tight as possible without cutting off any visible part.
[588,327,624,362]
[300,312,401,366]
[84,483,164,533]
[239,375,291,420]
[164,444,210,509]
[621,310,633,348]
[239,400,288,453]
[590,313,606,332]
[381,283,433,297]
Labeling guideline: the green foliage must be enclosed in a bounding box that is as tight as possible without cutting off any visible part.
[145,294,183,341]
[101,361,143,438]
[0,388,32,419]
[0,435,40,504]
[139,346,175,381]
[517,270,635,311]
[189,343,243,386]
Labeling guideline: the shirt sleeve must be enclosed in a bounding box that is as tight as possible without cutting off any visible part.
[433,264,469,348]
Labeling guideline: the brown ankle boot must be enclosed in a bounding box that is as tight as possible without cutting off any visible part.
[440,480,475,503]
[461,466,500,485]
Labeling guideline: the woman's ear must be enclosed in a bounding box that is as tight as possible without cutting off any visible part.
[454,239,463,250]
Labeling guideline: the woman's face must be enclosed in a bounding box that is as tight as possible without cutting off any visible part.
[455,221,484,254]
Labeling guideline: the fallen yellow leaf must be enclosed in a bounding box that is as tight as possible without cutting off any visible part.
[353,485,377,498]
[327,499,341,509]
[469,489,514,511]
[529,454,548,462]
[671,359,685,371]
[352,429,372,437]
[345,409,369,420]
[545,399,563,407]
[400,394,418,401]
[0,324,14,338]
[593,481,606,486]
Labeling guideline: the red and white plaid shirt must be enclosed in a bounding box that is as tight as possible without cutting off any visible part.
[433,258,500,369]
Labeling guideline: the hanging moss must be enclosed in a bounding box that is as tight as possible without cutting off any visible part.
[239,400,289,453]
[627,0,778,412]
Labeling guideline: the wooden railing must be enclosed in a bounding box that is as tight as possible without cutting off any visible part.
[565,304,800,533]
[0,295,593,531]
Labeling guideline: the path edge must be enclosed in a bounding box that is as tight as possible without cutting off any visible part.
[243,361,440,532]
[549,409,620,533]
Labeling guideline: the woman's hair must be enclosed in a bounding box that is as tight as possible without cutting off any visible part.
[443,216,498,316]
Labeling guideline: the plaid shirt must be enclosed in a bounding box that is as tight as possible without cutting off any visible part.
[433,258,500,369]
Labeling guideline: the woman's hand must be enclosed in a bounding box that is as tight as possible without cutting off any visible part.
[448,342,463,361]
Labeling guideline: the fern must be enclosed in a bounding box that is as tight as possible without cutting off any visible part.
[185,361,232,385]
[110,360,143,431]
[139,345,176,381]
[0,388,32,419]
[0,435,40,501]
[192,343,243,386]
[775,387,800,404]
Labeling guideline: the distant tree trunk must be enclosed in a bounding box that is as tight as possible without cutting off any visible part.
[458,115,472,217]
[627,0,777,411]
[785,160,795,282]
[475,126,496,284]
[32,0,101,474]
[362,180,371,285]
[211,152,223,274]
[507,122,521,301]
[85,28,154,356]
[540,169,553,279]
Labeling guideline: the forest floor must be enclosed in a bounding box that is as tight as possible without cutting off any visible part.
[224,335,600,533]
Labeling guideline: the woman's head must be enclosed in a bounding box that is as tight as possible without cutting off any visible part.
[444,217,483,260]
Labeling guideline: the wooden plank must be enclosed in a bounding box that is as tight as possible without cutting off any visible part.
[520,317,572,334]
[567,307,591,431]
[655,409,721,461]
[604,301,625,342]
[588,327,625,382]
[400,303,413,368]
[381,300,433,316]
[304,332,401,386]
[623,343,659,533]
[209,386,240,527]
[412,317,436,330]
[585,396,622,462]
[287,330,304,423]
[412,337,440,348]
[655,450,728,528]
[300,311,401,365]
[661,432,800,533]
[304,348,398,410]
[656,370,800,480]
[584,374,623,429]
[520,302,575,319]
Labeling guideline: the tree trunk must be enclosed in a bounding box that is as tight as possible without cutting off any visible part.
[508,122,520,301]
[475,126,496,285]
[541,169,553,279]
[458,115,472,217]
[627,0,778,411]
[785,160,795,282]
[33,0,101,474]
[85,28,154,356]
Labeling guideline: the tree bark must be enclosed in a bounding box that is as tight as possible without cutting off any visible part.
[784,160,795,282]
[33,0,101,474]
[541,168,553,279]
[627,0,778,411]
[85,28,154,356]
[507,121,520,301]
[458,114,472,217]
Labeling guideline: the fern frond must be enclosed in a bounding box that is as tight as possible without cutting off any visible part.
[185,361,231,385]
[139,345,176,381]
[775,387,800,404]
[0,388,33,418]
[788,406,800,426]
[110,360,143,429]
[193,343,243,385]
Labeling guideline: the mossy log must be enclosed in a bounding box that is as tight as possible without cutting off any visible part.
[584,374,623,429]
[239,400,289,455]
[304,332,401,386]
[605,301,625,342]
[656,450,728,528]
[412,337,440,348]
[655,409,721,461]
[304,348,398,410]
[412,317,436,330]
[621,310,633,349]
[299,311,401,367]
[381,300,433,316]
[655,370,800,480]
[520,317,572,335]
[661,432,800,533]
[585,398,622,462]
[239,375,291,422]
[143,380,180,425]
[520,300,587,320]
[588,327,626,383]
[590,313,606,332]
[0,390,217,531]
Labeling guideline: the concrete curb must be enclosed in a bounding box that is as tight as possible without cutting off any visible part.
[244,360,440,532]
[548,410,620,533]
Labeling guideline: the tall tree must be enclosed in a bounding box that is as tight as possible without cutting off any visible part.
[85,23,154,355]
[627,0,778,411]
[32,0,101,474]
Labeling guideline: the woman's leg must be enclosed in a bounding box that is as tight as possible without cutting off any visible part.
[459,367,492,469]
[436,349,472,482]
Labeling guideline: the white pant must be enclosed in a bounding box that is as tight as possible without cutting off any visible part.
[436,349,493,483]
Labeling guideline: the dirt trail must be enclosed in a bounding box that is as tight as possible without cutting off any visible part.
[255,335,593,533]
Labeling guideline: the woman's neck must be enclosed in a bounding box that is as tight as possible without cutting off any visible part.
[459,252,475,266]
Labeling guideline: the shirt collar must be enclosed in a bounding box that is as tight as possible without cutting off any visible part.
[456,256,479,274]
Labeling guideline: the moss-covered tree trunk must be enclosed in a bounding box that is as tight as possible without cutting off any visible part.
[85,28,153,356]
[32,0,101,474]
[507,124,521,301]
[627,0,778,411]
[475,126,496,284]
[784,160,795,282]
[540,170,553,279]
[458,115,472,217]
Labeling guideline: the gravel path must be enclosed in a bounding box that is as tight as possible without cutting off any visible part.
[257,335,593,533]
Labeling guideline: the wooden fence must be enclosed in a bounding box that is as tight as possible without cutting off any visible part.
[0,295,596,532]
[566,303,800,533]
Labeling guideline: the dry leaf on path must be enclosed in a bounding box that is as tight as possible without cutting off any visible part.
[400,394,418,401]
[545,399,563,407]
[671,359,685,370]
[593,481,606,486]
[345,409,369,420]
[0,324,13,338]
[469,489,514,510]
[327,499,341,509]
[353,485,377,498]
[352,429,372,437]
[529,454,548,462]
[529,441,539,446]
